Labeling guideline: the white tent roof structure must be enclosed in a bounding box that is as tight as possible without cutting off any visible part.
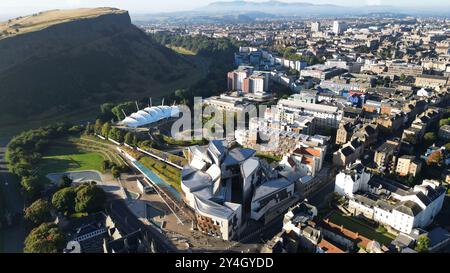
[121,105,180,127]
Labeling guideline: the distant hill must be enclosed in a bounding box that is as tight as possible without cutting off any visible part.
[0,8,198,126]
[192,0,449,17]
[198,0,372,16]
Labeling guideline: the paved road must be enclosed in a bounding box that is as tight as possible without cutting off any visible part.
[309,180,336,208]
[0,139,25,253]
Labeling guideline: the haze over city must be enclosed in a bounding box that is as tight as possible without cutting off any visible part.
[0,0,449,17]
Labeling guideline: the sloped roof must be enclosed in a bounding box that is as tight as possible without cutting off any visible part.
[223,148,256,166]
[252,178,293,202]
[394,201,423,216]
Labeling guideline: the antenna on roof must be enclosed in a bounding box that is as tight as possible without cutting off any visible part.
[161,98,165,106]
[121,109,127,119]
[149,97,152,107]
[135,101,140,111]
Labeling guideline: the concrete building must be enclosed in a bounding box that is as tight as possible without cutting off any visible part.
[278,95,343,129]
[374,140,400,173]
[280,145,326,177]
[387,62,423,77]
[336,119,360,145]
[415,75,448,90]
[311,22,320,33]
[243,72,270,94]
[333,21,347,35]
[395,155,422,177]
[300,64,347,80]
[333,139,364,167]
[227,66,253,91]
[203,93,250,113]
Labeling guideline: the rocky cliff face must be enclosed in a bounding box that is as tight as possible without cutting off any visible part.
[0,9,196,124]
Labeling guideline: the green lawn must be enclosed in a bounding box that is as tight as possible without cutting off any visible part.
[255,152,282,164]
[39,143,104,175]
[167,45,196,56]
[327,211,395,246]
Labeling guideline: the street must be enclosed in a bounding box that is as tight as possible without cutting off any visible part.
[0,138,25,253]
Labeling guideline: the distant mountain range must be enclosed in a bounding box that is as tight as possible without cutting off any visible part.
[197,0,449,16]
[133,0,450,22]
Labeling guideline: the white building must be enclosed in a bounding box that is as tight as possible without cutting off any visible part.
[334,161,371,198]
[335,168,446,234]
[311,22,321,33]
[333,21,347,35]
[278,96,343,129]
[417,88,432,97]
[121,105,180,128]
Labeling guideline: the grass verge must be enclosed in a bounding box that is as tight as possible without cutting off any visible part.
[327,211,395,246]
[139,156,182,193]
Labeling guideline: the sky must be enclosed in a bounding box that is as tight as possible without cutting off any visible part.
[0,0,448,17]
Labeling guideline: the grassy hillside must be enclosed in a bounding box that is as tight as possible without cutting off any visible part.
[0,8,125,39]
[0,8,203,131]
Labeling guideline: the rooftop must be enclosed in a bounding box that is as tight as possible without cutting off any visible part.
[252,178,293,202]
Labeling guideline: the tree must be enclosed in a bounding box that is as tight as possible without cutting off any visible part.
[124,132,134,145]
[24,223,65,253]
[424,132,437,146]
[94,119,103,135]
[112,102,137,121]
[440,118,450,128]
[101,160,112,172]
[174,89,187,100]
[400,74,406,82]
[99,103,115,122]
[109,128,124,143]
[101,122,111,138]
[24,199,52,228]
[59,175,73,188]
[428,151,443,166]
[75,183,106,213]
[445,143,450,151]
[416,235,430,253]
[51,187,76,215]
[84,123,95,135]
[21,176,43,198]
[111,166,121,179]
